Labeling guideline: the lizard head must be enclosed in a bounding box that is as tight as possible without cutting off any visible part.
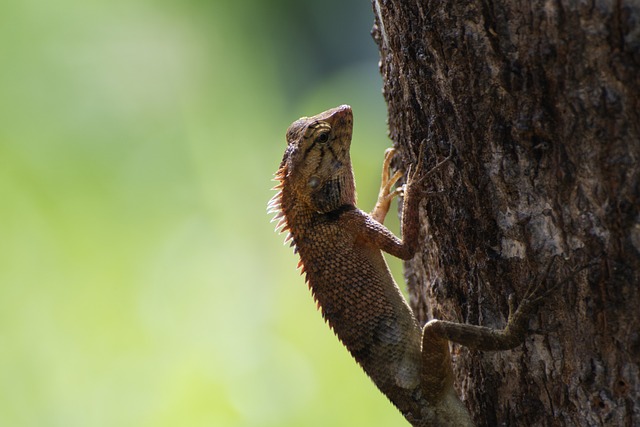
[275,105,356,215]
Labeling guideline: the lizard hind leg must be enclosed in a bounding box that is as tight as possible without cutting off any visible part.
[413,259,580,426]
[420,324,474,426]
[420,258,568,359]
[371,148,404,224]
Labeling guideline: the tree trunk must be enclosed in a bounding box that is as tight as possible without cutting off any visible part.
[372,1,640,426]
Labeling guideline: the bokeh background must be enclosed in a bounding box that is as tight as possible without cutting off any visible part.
[0,1,406,426]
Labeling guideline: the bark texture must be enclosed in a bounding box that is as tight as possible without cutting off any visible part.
[372,1,640,426]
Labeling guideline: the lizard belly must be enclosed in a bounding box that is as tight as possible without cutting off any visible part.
[300,232,423,404]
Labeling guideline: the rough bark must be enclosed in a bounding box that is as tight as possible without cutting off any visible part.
[372,1,640,426]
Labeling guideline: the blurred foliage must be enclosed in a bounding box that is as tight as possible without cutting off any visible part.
[0,0,406,426]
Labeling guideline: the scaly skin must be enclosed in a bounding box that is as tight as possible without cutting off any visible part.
[269,105,555,426]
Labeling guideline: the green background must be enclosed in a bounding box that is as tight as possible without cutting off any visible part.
[0,1,406,425]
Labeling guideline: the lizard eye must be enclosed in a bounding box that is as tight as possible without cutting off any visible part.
[315,131,330,144]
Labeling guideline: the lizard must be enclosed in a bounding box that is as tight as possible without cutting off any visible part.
[268,104,559,426]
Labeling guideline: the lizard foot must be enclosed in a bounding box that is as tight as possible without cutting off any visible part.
[371,147,404,224]
[504,257,595,338]
[500,257,561,345]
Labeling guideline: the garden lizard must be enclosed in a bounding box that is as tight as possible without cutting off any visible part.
[269,105,557,426]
